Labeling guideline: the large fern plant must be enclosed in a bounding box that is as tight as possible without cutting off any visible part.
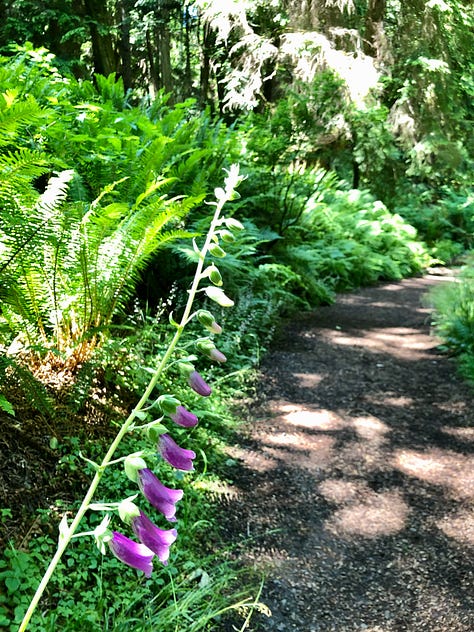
[0,80,203,365]
[0,168,200,362]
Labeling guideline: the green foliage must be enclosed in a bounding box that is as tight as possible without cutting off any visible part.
[427,262,474,383]
[0,52,237,363]
[237,73,347,234]
[349,105,401,195]
[0,539,260,631]
[241,183,433,307]
[393,184,474,260]
[0,357,53,417]
[383,0,474,188]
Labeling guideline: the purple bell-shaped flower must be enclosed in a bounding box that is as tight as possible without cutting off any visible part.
[159,433,196,471]
[188,370,212,396]
[137,468,184,522]
[108,531,154,577]
[168,405,199,428]
[131,510,178,566]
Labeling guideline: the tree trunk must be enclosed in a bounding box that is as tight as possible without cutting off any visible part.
[84,0,119,77]
[152,6,174,102]
[146,28,160,96]
[183,5,193,98]
[118,0,133,91]
[364,0,386,57]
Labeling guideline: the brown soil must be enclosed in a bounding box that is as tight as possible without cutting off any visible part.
[221,271,474,632]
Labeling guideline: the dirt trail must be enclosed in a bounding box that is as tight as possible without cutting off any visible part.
[222,272,474,632]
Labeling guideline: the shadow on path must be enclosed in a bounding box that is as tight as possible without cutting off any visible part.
[220,273,474,632]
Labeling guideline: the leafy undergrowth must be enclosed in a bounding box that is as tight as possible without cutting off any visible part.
[0,322,266,631]
[426,257,474,382]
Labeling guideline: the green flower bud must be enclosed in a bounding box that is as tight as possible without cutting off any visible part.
[124,455,147,483]
[178,361,195,378]
[146,422,168,443]
[157,394,180,416]
[219,229,235,243]
[209,243,226,258]
[196,339,216,355]
[197,310,214,327]
[224,217,244,231]
[197,310,223,334]
[209,265,223,286]
[204,286,234,308]
[118,498,141,525]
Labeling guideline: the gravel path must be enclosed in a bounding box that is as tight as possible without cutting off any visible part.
[221,272,474,632]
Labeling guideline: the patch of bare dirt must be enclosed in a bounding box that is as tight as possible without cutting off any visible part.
[221,272,474,631]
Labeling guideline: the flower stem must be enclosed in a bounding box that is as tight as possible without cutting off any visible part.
[18,176,235,632]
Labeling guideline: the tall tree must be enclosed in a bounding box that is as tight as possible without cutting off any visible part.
[118,0,133,91]
[83,0,119,77]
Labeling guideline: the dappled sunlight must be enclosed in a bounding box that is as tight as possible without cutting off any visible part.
[393,449,474,499]
[370,300,431,314]
[441,425,474,443]
[324,488,410,538]
[318,478,371,504]
[266,432,304,446]
[225,444,277,473]
[282,407,346,431]
[437,509,474,546]
[365,393,415,408]
[280,30,379,107]
[292,372,324,388]
[323,326,439,359]
[352,415,390,444]
[263,433,337,472]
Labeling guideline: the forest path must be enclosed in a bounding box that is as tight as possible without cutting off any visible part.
[222,271,474,632]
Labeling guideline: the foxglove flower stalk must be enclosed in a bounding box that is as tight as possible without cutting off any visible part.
[17,167,244,632]
[132,510,178,566]
[169,405,199,428]
[137,468,183,521]
[188,370,212,396]
[159,433,196,471]
[108,531,154,577]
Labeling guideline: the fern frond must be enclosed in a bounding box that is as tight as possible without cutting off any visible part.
[0,353,54,416]
[0,147,48,183]
[35,169,74,217]
[0,94,46,147]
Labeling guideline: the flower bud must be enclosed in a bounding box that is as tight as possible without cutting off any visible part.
[197,310,222,334]
[209,243,226,258]
[178,361,195,378]
[124,454,148,483]
[210,348,227,363]
[204,286,234,308]
[209,265,223,286]
[224,217,244,231]
[157,394,180,416]
[219,229,235,243]
[195,339,227,363]
[118,498,141,525]
[188,370,212,396]
[169,405,199,428]
[195,339,216,355]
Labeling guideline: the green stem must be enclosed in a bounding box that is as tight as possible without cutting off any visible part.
[18,188,230,632]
